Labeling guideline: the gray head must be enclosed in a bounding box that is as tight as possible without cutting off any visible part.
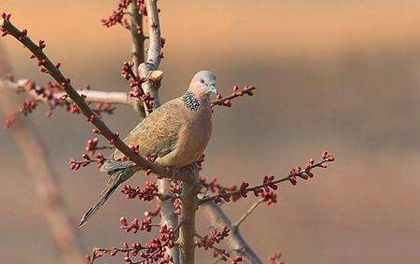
[189,70,217,96]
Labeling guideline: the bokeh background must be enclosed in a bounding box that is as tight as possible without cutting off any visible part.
[1,0,420,263]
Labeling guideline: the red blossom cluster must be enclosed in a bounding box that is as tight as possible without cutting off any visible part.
[120,216,155,233]
[199,176,238,194]
[212,85,256,108]
[200,152,335,204]
[86,225,175,264]
[69,152,106,170]
[121,182,159,201]
[19,98,38,114]
[121,61,154,113]
[0,13,11,37]
[195,226,230,249]
[195,226,243,264]
[85,137,113,154]
[4,80,58,126]
[3,77,115,127]
[101,0,146,29]
[173,198,182,215]
[67,137,114,170]
[257,189,277,205]
[169,180,183,195]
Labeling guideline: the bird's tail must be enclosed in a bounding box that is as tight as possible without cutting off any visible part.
[78,168,134,227]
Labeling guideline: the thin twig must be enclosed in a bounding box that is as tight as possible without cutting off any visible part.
[201,202,264,264]
[232,199,264,229]
[211,86,256,107]
[0,78,131,104]
[200,155,334,204]
[1,78,256,108]
[194,233,242,263]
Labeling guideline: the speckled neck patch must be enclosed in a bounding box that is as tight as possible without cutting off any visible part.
[182,91,200,111]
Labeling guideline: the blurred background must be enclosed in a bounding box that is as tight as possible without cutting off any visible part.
[1,0,420,263]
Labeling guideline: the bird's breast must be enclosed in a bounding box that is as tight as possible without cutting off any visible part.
[160,104,212,167]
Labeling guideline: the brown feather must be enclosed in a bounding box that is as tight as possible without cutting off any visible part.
[113,98,184,162]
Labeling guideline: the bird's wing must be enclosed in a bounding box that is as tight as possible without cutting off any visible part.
[101,99,185,173]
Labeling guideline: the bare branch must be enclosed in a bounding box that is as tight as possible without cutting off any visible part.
[144,0,162,69]
[129,1,145,75]
[232,199,264,229]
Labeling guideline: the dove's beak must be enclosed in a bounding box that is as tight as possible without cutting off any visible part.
[208,83,218,94]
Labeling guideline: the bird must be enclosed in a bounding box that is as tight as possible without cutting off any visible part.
[78,70,217,227]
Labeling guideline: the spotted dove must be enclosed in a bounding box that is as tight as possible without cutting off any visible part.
[79,70,217,227]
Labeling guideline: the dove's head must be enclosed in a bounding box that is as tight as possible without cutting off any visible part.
[189,70,217,98]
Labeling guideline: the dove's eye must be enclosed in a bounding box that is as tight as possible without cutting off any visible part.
[200,79,205,84]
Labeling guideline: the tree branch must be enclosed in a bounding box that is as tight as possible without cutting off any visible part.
[144,0,162,69]
[0,78,132,104]
[129,1,145,75]
[201,202,263,264]
[178,169,200,264]
[138,0,163,114]
[131,2,181,263]
[211,86,256,107]
[231,199,264,229]
[0,15,189,181]
[1,78,256,109]
[200,154,334,204]
[159,178,180,264]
